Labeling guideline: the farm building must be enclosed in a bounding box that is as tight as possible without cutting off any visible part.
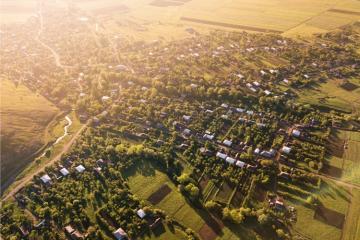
[183,129,191,135]
[59,168,69,176]
[75,165,85,173]
[113,228,128,240]
[221,103,229,108]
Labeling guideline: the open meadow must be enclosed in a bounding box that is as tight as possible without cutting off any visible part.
[0,80,59,191]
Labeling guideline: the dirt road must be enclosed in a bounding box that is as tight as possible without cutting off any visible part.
[2,122,88,202]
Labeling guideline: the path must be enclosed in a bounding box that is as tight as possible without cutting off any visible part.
[2,122,88,202]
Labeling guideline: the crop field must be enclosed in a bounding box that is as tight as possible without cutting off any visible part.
[342,189,360,240]
[3,0,359,40]
[0,80,59,190]
[297,79,360,114]
[285,180,351,240]
[125,160,259,239]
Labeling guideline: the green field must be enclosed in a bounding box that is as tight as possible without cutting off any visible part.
[124,159,259,239]
[297,79,360,114]
[0,80,59,190]
[289,180,351,240]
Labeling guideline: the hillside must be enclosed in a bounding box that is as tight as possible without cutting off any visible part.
[0,80,59,191]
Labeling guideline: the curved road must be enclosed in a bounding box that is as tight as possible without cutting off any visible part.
[2,122,88,202]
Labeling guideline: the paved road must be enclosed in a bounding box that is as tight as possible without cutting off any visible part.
[2,122,88,202]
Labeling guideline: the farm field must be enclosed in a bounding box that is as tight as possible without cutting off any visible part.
[0,80,59,191]
[124,159,259,239]
[342,188,360,240]
[287,180,351,240]
[2,0,360,40]
[297,79,360,114]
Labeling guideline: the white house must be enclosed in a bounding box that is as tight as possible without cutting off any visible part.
[183,115,191,121]
[203,134,214,140]
[223,139,232,147]
[282,146,292,154]
[264,90,271,95]
[246,110,254,115]
[253,81,260,87]
[101,96,110,102]
[254,148,261,155]
[221,103,229,108]
[236,160,246,168]
[137,209,146,219]
[236,108,245,113]
[113,228,127,240]
[75,165,85,173]
[292,129,301,137]
[40,174,51,184]
[60,168,69,176]
[225,157,236,165]
[183,129,191,135]
[216,152,227,160]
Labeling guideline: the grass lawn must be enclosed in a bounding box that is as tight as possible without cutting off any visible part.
[1,80,59,189]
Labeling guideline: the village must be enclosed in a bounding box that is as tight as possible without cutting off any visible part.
[1,3,360,240]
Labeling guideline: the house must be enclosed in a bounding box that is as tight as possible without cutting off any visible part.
[257,123,266,128]
[260,70,266,75]
[223,139,232,147]
[183,129,191,135]
[254,148,260,155]
[40,174,51,185]
[203,133,214,140]
[260,149,276,158]
[264,90,271,95]
[221,114,229,119]
[221,103,229,108]
[236,160,246,168]
[253,81,260,87]
[59,168,69,177]
[236,108,245,113]
[113,228,128,240]
[292,129,301,137]
[137,209,146,219]
[246,110,254,115]
[283,78,289,84]
[101,96,110,102]
[303,74,309,79]
[282,146,292,154]
[200,147,213,156]
[183,115,191,121]
[250,87,257,92]
[75,165,85,173]
[216,152,227,160]
[64,225,75,235]
[225,157,236,165]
